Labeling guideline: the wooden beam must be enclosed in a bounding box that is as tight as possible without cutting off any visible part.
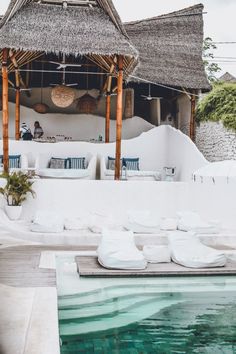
[2,48,9,172]
[190,92,196,141]
[9,49,31,97]
[115,56,123,180]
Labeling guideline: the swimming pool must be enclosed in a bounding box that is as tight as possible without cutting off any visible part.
[56,255,236,354]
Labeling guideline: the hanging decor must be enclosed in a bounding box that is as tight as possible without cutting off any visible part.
[51,85,75,108]
[77,67,97,114]
[33,62,49,114]
[77,93,97,114]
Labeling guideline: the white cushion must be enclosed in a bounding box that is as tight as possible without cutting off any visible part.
[143,245,171,263]
[168,231,226,268]
[177,211,220,234]
[37,169,90,179]
[30,211,64,233]
[89,212,124,233]
[125,211,160,233]
[97,229,147,270]
[160,218,178,231]
[64,217,89,231]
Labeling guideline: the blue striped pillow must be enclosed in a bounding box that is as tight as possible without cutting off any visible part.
[123,158,140,171]
[68,157,86,169]
[108,156,123,170]
[0,155,21,168]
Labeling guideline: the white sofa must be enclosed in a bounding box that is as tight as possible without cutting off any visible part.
[35,153,96,179]
[100,156,162,181]
[0,154,28,173]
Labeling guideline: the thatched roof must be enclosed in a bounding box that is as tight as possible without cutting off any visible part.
[219,72,236,83]
[125,4,211,90]
[0,0,138,76]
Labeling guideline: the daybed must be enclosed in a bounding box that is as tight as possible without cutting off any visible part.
[0,154,28,172]
[100,156,162,181]
[35,153,96,179]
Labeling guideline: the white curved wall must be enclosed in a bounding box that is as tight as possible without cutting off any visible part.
[0,125,207,181]
[0,103,154,142]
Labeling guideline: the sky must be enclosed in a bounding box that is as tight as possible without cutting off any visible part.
[0,0,236,76]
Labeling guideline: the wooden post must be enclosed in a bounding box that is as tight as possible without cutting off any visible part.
[2,48,9,172]
[105,93,111,143]
[15,69,20,140]
[115,56,123,180]
[15,88,20,140]
[190,92,196,141]
[105,74,113,143]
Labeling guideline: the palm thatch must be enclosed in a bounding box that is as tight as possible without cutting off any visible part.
[0,2,137,58]
[219,72,236,83]
[125,4,210,90]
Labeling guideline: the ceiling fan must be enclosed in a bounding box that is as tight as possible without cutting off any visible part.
[9,87,32,92]
[49,61,82,70]
[50,54,78,87]
[141,83,163,101]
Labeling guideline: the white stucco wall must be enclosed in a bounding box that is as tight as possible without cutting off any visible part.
[0,103,154,142]
[0,125,207,181]
[3,179,234,229]
[196,121,236,161]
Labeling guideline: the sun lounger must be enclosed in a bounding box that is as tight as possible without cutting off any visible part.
[97,229,147,270]
[125,211,160,234]
[30,211,64,233]
[168,231,226,268]
[177,211,220,234]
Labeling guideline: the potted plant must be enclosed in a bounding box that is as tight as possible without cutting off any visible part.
[0,171,35,220]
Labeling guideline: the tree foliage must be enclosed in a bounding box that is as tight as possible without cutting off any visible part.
[203,37,221,82]
[196,82,236,131]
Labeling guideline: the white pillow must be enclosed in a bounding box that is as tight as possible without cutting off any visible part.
[143,245,171,263]
[160,218,178,231]
[31,211,64,233]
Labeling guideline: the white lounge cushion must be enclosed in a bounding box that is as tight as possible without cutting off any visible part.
[89,212,124,233]
[168,231,226,268]
[37,169,90,179]
[143,245,171,263]
[160,218,178,231]
[125,211,160,233]
[64,217,89,231]
[177,211,220,234]
[30,211,64,233]
[97,229,147,270]
[126,170,161,181]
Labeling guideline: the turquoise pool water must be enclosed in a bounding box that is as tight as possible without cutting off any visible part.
[56,256,236,354]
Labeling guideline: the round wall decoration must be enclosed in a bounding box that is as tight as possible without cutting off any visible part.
[77,93,97,114]
[51,85,75,108]
[33,103,49,114]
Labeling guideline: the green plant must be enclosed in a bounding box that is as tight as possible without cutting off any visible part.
[0,171,35,206]
[196,82,236,131]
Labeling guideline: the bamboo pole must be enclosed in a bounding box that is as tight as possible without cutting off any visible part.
[15,88,20,140]
[105,74,112,143]
[2,48,9,172]
[114,56,123,180]
[190,92,196,141]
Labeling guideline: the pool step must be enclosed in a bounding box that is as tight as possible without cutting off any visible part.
[58,285,174,309]
[59,297,183,338]
[59,294,158,321]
